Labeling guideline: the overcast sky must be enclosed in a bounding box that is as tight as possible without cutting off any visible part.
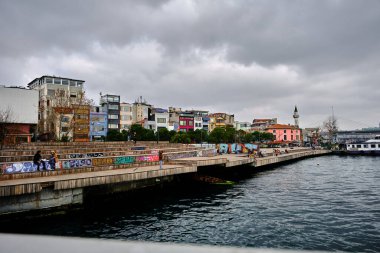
[1,0,379,130]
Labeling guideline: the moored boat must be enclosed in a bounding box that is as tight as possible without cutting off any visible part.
[345,135,380,155]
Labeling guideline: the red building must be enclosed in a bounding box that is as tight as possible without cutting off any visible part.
[1,123,34,145]
[179,113,194,132]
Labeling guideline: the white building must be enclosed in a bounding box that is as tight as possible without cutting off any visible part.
[132,96,152,124]
[194,116,203,130]
[235,121,252,132]
[120,102,133,131]
[154,108,169,131]
[27,75,85,136]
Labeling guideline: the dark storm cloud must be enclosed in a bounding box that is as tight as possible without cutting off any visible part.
[0,0,379,129]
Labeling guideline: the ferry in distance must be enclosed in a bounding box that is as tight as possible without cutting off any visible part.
[345,135,380,155]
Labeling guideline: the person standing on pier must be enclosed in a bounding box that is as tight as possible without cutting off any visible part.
[159,150,163,170]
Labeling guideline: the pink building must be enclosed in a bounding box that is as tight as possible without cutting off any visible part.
[266,124,302,143]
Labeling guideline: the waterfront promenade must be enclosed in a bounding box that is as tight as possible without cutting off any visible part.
[0,142,329,215]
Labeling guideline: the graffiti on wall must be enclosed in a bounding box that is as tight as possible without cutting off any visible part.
[165,151,198,160]
[114,156,135,165]
[217,143,258,154]
[198,149,217,157]
[92,157,114,166]
[69,153,104,159]
[62,159,92,169]
[1,161,53,174]
[136,155,159,162]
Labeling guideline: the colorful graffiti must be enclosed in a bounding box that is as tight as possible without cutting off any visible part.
[2,161,53,174]
[92,157,114,166]
[136,155,159,162]
[62,159,92,169]
[68,153,104,159]
[217,143,258,154]
[114,156,135,165]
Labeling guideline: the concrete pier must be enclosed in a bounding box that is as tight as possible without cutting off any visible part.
[0,142,330,216]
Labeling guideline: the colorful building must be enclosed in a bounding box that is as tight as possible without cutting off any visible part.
[208,113,235,132]
[89,106,107,141]
[179,112,194,132]
[266,124,302,143]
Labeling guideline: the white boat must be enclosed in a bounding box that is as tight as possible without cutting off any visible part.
[345,135,380,155]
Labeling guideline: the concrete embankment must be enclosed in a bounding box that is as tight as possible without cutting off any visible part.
[0,144,330,216]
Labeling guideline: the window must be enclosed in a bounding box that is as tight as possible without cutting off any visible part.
[47,89,55,96]
[188,121,193,126]
[180,121,186,126]
[54,78,61,84]
[357,144,362,148]
[273,130,276,133]
[77,82,83,87]
[61,116,70,122]
[108,124,118,129]
[108,104,119,110]
[157,118,166,123]
[70,92,77,98]
[284,130,287,133]
[93,126,105,132]
[284,135,287,141]
[62,79,69,85]
[61,127,69,132]
[371,144,376,148]
[363,145,368,148]
[70,81,76,86]
[108,114,119,119]
[75,114,88,120]
[45,78,52,83]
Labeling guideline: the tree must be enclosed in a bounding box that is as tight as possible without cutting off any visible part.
[39,89,93,141]
[208,127,225,143]
[157,128,170,141]
[323,116,338,146]
[0,107,13,149]
[170,132,191,143]
[107,129,123,141]
[129,124,146,142]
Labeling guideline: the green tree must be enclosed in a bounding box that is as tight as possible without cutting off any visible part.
[144,129,155,141]
[130,124,146,141]
[170,132,191,143]
[208,127,225,143]
[107,129,123,141]
[157,128,170,141]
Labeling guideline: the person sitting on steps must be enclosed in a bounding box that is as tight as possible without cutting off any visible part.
[33,150,46,171]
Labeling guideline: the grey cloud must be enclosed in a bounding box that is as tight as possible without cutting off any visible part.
[0,0,379,130]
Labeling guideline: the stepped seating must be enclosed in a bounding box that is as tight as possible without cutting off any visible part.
[0,141,217,178]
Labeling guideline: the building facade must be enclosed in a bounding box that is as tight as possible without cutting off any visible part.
[266,124,302,143]
[251,118,277,131]
[208,113,235,132]
[27,75,86,141]
[89,106,107,141]
[179,112,194,132]
[0,86,38,145]
[235,121,252,132]
[336,128,380,144]
[132,96,151,124]
[100,94,120,133]
[120,102,133,131]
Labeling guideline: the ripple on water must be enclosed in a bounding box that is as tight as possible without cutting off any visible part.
[1,156,380,252]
